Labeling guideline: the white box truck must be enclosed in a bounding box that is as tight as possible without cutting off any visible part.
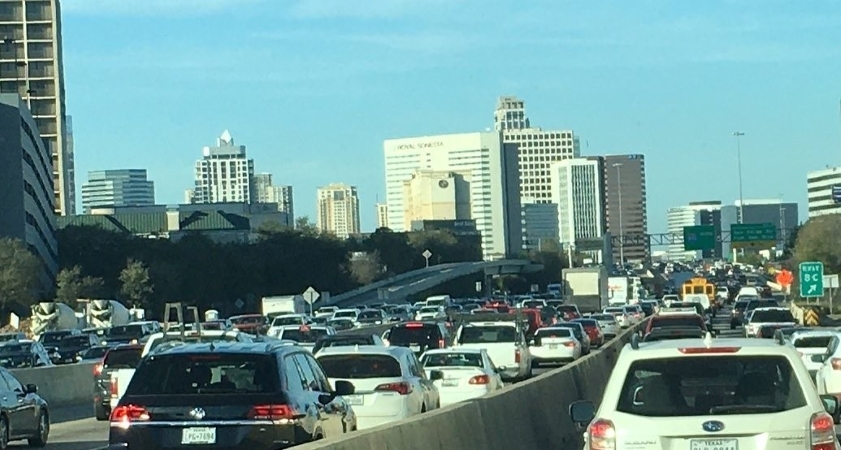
[261,295,307,318]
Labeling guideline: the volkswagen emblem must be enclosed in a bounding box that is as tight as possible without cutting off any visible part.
[189,407,206,420]
[702,420,725,432]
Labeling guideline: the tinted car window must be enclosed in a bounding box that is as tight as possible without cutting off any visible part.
[60,336,91,347]
[733,301,749,312]
[272,317,303,326]
[103,347,143,369]
[318,354,402,378]
[230,316,263,325]
[421,352,483,368]
[108,325,147,339]
[554,324,584,340]
[358,311,382,320]
[750,310,795,323]
[650,317,704,329]
[557,306,579,314]
[792,336,834,348]
[83,346,110,359]
[616,355,805,417]
[0,343,31,356]
[280,328,329,343]
[746,300,778,311]
[40,333,71,345]
[572,319,598,328]
[314,336,374,352]
[639,303,654,314]
[128,353,279,395]
[389,325,440,345]
[534,328,572,338]
[458,326,517,344]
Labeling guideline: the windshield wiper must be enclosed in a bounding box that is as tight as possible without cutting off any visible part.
[709,404,779,414]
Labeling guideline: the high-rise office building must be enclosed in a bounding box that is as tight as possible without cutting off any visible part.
[376,203,388,230]
[383,132,522,260]
[603,154,649,263]
[521,199,559,251]
[0,93,56,292]
[494,96,579,203]
[807,166,841,218]
[0,0,72,215]
[317,183,360,238]
[252,172,294,226]
[81,169,155,213]
[253,173,273,202]
[190,130,254,204]
[402,170,471,230]
[550,158,606,258]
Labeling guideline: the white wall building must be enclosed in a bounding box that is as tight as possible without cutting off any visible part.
[666,201,723,261]
[807,166,841,218]
[550,158,605,259]
[383,132,522,260]
[494,96,579,204]
[402,170,471,230]
[317,183,360,238]
[190,130,254,204]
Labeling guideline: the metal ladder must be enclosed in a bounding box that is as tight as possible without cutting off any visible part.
[163,302,202,341]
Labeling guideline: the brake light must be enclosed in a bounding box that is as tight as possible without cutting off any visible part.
[678,347,741,354]
[94,363,103,376]
[469,375,490,385]
[375,382,413,395]
[110,404,150,423]
[248,404,297,420]
[830,358,841,371]
[564,341,576,348]
[514,349,521,363]
[405,323,423,328]
[810,412,835,450]
[588,418,616,450]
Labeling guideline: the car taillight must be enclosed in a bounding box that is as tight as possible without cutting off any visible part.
[588,418,616,450]
[375,382,413,395]
[438,339,445,348]
[110,404,150,423]
[564,342,576,348]
[810,412,835,450]
[248,404,297,420]
[94,363,103,376]
[514,349,521,363]
[830,358,841,370]
[469,375,490,385]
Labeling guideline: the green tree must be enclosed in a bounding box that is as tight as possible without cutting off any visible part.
[0,238,42,308]
[120,259,154,308]
[55,265,106,306]
[255,220,288,240]
[349,251,382,285]
[793,215,841,274]
[295,216,319,236]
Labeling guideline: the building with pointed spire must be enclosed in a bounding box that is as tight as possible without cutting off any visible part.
[190,130,255,204]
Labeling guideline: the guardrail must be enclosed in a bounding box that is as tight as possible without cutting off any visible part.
[328,263,465,305]
[297,319,649,450]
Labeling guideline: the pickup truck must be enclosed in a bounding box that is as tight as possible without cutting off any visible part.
[452,316,532,382]
[109,330,254,408]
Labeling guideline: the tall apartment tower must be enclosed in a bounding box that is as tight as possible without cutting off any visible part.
[376,203,388,229]
[252,172,294,226]
[494,96,580,203]
[550,158,606,246]
[0,0,72,215]
[81,169,155,213]
[190,130,254,204]
[317,183,360,238]
[603,154,649,263]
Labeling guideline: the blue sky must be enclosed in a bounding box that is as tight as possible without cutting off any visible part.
[61,0,841,233]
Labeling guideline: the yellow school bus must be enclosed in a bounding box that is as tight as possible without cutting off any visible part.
[682,277,715,303]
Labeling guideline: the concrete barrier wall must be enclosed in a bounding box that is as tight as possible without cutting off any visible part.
[11,362,97,407]
[296,321,648,450]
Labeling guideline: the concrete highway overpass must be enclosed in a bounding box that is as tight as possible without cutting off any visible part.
[327,259,544,307]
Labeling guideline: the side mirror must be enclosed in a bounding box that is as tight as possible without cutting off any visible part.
[569,400,596,428]
[429,370,445,381]
[812,355,827,363]
[334,380,355,396]
[23,384,36,394]
[821,394,841,424]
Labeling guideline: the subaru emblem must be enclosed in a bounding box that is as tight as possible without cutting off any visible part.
[702,420,725,432]
[189,407,206,420]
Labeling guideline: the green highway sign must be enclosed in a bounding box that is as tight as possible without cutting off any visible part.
[730,223,777,249]
[683,225,716,251]
[799,261,824,298]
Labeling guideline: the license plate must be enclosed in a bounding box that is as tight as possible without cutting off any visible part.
[547,344,558,349]
[345,394,364,405]
[690,438,738,450]
[181,427,216,445]
[442,379,459,387]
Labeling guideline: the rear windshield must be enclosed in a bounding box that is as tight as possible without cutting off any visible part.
[0,343,31,356]
[317,354,402,378]
[617,355,806,417]
[358,311,382,320]
[734,301,748,311]
[792,336,834,348]
[458,326,517,344]
[127,353,278,395]
[590,314,615,322]
[746,300,778,311]
[83,346,110,359]
[604,308,624,314]
[557,306,579,313]
[389,326,439,345]
[534,328,572,338]
[104,347,143,369]
[108,325,146,338]
[272,316,303,326]
[651,317,703,329]
[750,310,794,323]
[572,320,597,327]
[280,329,329,343]
[554,324,583,339]
[421,352,483,368]
[149,335,242,353]
[40,332,71,344]
[315,337,373,352]
[59,336,91,346]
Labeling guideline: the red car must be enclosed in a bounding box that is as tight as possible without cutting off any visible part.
[228,314,268,334]
[570,318,604,347]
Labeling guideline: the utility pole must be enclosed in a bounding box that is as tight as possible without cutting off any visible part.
[732,131,745,264]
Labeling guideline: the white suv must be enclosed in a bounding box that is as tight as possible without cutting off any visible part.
[569,334,841,450]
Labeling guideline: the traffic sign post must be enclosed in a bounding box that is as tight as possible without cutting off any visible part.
[422,249,432,268]
[303,286,320,316]
[730,223,777,249]
[683,225,716,251]
[799,262,824,299]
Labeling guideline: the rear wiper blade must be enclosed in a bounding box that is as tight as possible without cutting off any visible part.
[709,404,778,414]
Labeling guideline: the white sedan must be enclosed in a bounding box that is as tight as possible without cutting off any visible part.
[528,327,581,365]
[419,348,504,407]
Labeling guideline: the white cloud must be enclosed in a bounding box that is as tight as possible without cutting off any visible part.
[62,0,266,16]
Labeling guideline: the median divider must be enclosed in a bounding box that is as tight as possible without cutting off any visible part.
[297,320,648,450]
[11,362,96,407]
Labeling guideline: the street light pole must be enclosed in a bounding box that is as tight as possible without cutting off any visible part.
[613,163,624,266]
[733,132,745,224]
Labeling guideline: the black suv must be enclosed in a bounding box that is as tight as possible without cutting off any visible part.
[384,321,451,356]
[94,344,143,421]
[108,342,357,449]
